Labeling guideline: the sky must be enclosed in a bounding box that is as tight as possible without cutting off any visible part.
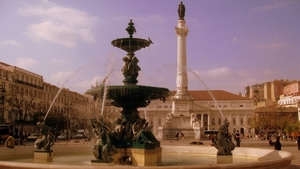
[0,0,299,95]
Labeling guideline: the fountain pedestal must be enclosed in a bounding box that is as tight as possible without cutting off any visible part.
[217,155,233,164]
[34,150,53,162]
[114,147,162,166]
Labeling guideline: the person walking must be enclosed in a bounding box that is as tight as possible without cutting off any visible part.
[274,136,281,150]
[235,130,241,147]
[180,132,184,141]
[175,131,179,141]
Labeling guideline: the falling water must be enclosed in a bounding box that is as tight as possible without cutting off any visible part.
[43,64,93,121]
[100,69,114,116]
[43,61,108,121]
[143,108,147,121]
[189,70,225,120]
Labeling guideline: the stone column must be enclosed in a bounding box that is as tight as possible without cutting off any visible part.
[201,114,204,127]
[174,20,190,99]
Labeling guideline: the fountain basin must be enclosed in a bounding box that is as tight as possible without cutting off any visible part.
[111,38,152,53]
[86,85,171,108]
[0,144,294,169]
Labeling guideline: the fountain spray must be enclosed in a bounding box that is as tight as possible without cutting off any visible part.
[189,70,225,120]
[100,69,114,116]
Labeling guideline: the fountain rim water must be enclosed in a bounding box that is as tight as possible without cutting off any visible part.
[0,145,294,169]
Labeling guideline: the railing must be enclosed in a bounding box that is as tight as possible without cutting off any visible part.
[14,80,43,90]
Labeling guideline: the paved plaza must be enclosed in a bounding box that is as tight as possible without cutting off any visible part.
[1,138,300,168]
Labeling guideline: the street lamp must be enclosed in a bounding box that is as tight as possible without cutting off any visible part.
[0,86,6,123]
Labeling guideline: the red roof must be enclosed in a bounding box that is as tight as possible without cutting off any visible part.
[171,90,251,101]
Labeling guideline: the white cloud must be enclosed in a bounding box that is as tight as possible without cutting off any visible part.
[75,76,102,89]
[52,58,67,63]
[51,71,74,85]
[25,21,95,48]
[19,1,97,48]
[195,67,232,79]
[253,2,286,11]
[1,39,22,46]
[255,42,285,50]
[15,57,37,69]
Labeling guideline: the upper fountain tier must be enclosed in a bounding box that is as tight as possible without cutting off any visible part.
[111,19,152,53]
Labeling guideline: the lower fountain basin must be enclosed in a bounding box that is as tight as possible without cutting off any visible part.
[0,144,294,169]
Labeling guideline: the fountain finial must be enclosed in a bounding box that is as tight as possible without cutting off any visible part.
[126,18,136,38]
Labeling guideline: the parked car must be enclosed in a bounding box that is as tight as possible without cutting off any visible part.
[26,133,40,141]
[76,129,85,139]
[57,133,66,140]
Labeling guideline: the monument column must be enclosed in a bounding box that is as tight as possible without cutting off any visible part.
[172,2,193,118]
[174,13,190,99]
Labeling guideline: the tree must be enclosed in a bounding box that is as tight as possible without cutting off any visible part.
[6,88,40,145]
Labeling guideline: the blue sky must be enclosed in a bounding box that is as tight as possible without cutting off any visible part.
[0,0,299,95]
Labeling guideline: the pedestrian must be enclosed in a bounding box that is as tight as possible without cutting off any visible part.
[180,132,184,141]
[274,136,281,150]
[297,134,300,150]
[175,131,179,141]
[235,130,241,147]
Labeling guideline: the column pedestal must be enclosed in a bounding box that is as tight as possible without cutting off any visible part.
[216,155,233,164]
[34,150,53,162]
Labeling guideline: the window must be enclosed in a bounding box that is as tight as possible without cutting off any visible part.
[233,118,236,125]
[1,70,6,79]
[218,118,221,125]
[212,118,215,125]
[240,118,243,124]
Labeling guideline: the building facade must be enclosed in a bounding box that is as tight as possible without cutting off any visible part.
[0,62,93,137]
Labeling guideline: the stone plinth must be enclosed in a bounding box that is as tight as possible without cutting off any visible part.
[5,136,15,148]
[217,155,233,164]
[131,148,158,166]
[34,150,53,162]
[114,147,162,166]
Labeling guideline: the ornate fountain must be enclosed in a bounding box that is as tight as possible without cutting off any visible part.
[86,19,171,166]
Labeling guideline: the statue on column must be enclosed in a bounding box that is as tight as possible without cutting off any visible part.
[178,1,186,20]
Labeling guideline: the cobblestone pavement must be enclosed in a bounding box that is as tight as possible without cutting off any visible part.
[1,138,300,168]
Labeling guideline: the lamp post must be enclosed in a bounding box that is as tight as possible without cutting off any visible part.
[0,86,6,123]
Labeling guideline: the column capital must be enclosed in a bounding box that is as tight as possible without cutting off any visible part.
[175,26,189,36]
